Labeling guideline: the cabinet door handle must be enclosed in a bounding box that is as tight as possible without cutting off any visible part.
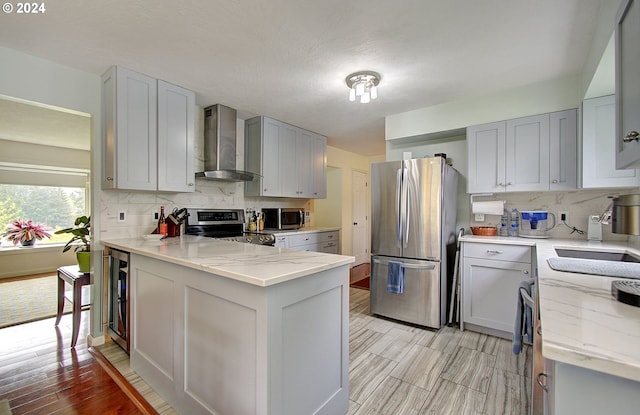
[523,270,529,274]
[537,325,542,336]
[106,177,114,181]
[536,372,549,392]
[507,182,512,186]
[498,182,504,187]
[188,183,194,186]
[623,131,639,142]
[486,249,503,254]
[552,179,558,184]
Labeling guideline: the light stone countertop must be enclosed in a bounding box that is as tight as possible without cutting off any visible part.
[101,235,354,287]
[461,234,640,382]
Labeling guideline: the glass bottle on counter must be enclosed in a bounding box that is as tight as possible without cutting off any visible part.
[158,206,168,237]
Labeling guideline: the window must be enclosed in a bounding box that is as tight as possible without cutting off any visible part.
[0,183,86,245]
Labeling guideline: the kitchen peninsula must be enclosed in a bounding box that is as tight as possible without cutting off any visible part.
[101,235,354,415]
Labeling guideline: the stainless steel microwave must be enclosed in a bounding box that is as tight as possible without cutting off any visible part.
[262,208,305,230]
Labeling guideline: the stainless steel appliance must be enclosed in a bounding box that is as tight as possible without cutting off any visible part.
[370,156,458,328]
[107,247,130,353]
[185,208,276,245]
[612,194,640,235]
[195,104,257,182]
[262,208,305,230]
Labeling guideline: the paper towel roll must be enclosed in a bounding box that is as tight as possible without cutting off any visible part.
[472,201,504,215]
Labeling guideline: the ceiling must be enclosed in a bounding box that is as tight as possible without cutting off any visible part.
[0,0,606,156]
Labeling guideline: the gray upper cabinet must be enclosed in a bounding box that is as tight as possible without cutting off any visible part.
[101,66,195,192]
[467,110,576,193]
[583,95,640,188]
[102,66,157,190]
[615,0,640,169]
[157,80,195,192]
[245,116,327,198]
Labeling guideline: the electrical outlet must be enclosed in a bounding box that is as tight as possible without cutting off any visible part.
[474,213,485,222]
[559,211,569,223]
[117,211,126,223]
[153,212,159,223]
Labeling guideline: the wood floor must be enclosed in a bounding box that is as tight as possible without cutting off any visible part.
[0,283,530,415]
[0,311,150,415]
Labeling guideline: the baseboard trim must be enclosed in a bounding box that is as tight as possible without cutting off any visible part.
[87,334,105,347]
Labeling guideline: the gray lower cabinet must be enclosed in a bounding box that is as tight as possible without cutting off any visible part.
[277,230,339,254]
[129,253,349,415]
[461,241,532,338]
[541,359,640,415]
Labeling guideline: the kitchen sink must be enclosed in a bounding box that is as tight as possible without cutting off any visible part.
[555,248,640,263]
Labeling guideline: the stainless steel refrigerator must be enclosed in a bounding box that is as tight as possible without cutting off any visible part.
[370,156,458,328]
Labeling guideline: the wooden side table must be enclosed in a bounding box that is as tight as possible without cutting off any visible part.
[55,265,91,348]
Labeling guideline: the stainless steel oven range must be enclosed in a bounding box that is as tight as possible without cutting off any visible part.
[185,208,275,245]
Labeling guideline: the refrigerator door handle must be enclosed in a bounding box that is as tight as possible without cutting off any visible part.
[399,167,409,248]
[395,168,403,246]
[403,169,410,248]
[373,258,436,270]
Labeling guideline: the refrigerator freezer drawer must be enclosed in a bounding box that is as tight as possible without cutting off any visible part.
[370,256,441,328]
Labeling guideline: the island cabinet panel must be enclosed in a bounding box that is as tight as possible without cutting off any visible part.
[131,268,177,404]
[184,287,257,415]
[129,253,349,415]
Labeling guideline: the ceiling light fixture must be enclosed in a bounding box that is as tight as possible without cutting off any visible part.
[345,71,380,104]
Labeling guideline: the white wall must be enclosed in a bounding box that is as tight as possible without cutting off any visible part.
[386,75,582,141]
[386,135,469,233]
[314,146,383,259]
[0,46,104,339]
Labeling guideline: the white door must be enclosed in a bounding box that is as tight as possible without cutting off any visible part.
[352,170,368,265]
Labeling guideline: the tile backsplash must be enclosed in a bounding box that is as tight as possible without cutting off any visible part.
[99,181,311,239]
[469,188,639,241]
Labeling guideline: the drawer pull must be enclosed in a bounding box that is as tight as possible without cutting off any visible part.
[486,249,503,254]
[523,270,529,275]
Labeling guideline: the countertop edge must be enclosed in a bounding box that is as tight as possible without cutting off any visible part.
[102,236,355,287]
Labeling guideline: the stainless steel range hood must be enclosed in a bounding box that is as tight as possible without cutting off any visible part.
[195,104,256,182]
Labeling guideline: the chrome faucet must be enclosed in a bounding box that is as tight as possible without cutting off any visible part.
[598,201,613,224]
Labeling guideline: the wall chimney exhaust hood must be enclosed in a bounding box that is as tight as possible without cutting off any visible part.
[195,104,256,182]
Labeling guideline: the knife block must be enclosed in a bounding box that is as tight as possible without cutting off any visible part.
[167,221,181,237]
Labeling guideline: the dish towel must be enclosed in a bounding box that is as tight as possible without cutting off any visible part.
[387,261,405,294]
[512,280,533,355]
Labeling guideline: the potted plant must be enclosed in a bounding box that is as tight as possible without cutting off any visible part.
[55,215,91,272]
[2,219,53,246]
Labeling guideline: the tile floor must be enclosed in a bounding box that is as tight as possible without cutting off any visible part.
[347,288,531,415]
[100,287,531,415]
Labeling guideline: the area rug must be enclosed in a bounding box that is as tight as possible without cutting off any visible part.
[350,277,370,290]
[0,275,72,328]
[0,398,11,415]
[349,263,371,290]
